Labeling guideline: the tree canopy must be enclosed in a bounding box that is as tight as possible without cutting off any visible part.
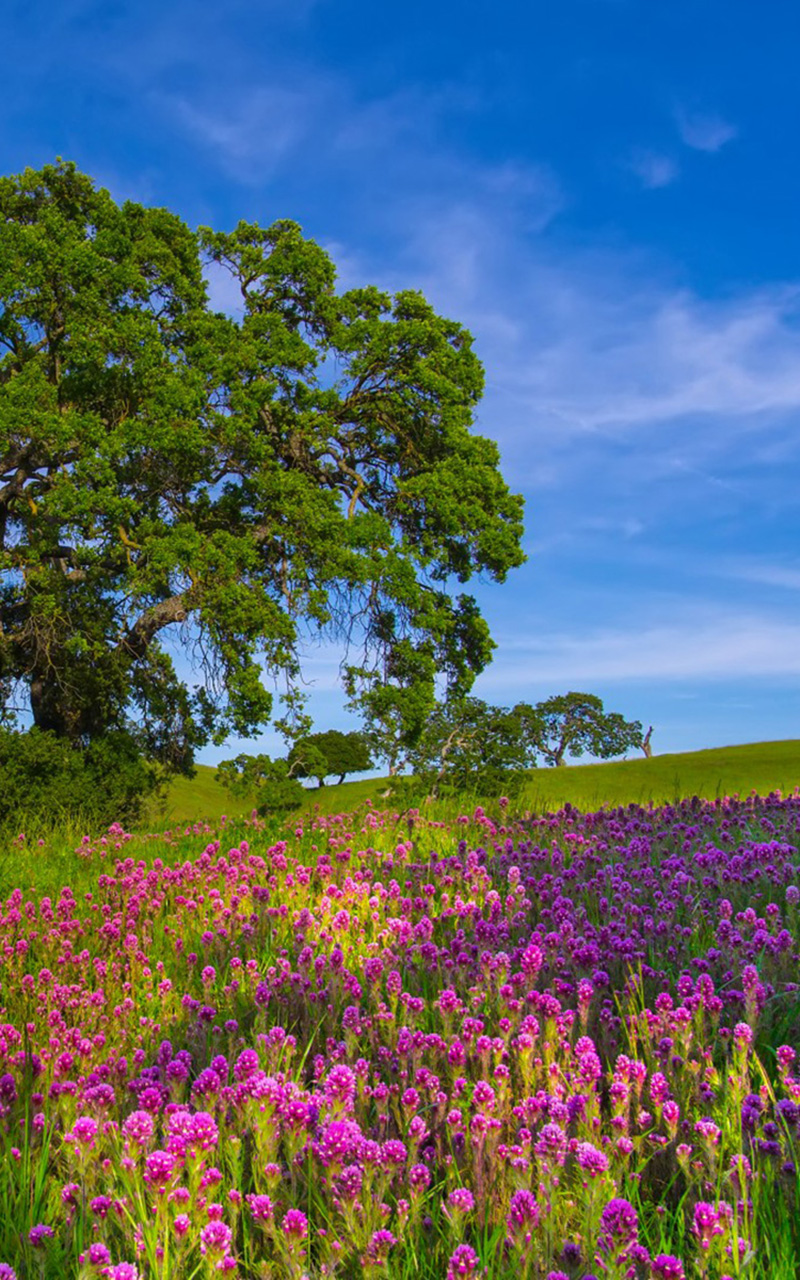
[531,692,643,767]
[394,692,644,797]
[0,162,525,768]
[288,729,372,787]
[405,695,538,798]
[214,752,305,816]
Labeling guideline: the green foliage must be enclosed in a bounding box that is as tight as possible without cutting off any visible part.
[396,691,643,797]
[214,752,274,799]
[404,695,538,798]
[253,758,306,816]
[0,161,525,775]
[0,727,157,828]
[530,691,643,766]
[288,729,373,786]
[214,752,305,816]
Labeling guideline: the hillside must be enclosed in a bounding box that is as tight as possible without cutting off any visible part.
[146,738,800,826]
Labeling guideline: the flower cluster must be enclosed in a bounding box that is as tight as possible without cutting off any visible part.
[0,790,797,1276]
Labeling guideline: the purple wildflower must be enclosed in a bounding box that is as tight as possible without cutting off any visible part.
[447,1244,482,1278]
[86,1243,111,1269]
[282,1209,308,1240]
[122,1111,155,1147]
[650,1256,686,1280]
[200,1221,233,1259]
[246,1195,274,1230]
[28,1226,53,1248]
[575,1142,610,1177]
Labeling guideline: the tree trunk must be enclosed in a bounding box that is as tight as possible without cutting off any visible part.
[30,675,70,737]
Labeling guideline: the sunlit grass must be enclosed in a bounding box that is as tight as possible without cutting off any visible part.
[151,738,800,826]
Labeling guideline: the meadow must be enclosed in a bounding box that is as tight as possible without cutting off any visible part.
[152,740,800,826]
[0,744,798,1278]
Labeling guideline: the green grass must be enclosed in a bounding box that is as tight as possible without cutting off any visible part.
[519,737,800,812]
[149,738,800,827]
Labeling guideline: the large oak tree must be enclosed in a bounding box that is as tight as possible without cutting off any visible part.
[0,162,525,769]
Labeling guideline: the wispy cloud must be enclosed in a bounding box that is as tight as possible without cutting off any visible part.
[727,561,800,592]
[627,149,679,189]
[320,168,800,533]
[156,85,322,182]
[676,108,738,153]
[476,609,800,690]
[471,274,800,452]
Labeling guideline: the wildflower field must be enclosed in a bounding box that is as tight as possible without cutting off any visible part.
[1,791,800,1279]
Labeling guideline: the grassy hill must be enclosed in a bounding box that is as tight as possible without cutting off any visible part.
[146,739,800,827]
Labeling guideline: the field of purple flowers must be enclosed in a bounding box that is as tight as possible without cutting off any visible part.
[1,790,799,1279]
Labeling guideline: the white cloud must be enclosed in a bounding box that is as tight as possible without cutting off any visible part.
[362,191,800,456]
[475,609,800,690]
[676,108,738,153]
[727,561,800,591]
[159,86,317,180]
[627,149,679,189]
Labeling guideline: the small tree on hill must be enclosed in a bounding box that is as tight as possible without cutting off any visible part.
[530,692,643,767]
[288,730,372,787]
[215,752,305,815]
[405,696,538,799]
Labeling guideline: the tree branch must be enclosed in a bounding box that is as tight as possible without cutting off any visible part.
[118,592,197,663]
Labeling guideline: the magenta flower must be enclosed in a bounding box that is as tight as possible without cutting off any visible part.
[381,1138,408,1168]
[324,1064,357,1111]
[507,1188,540,1245]
[447,1187,476,1216]
[336,1164,363,1201]
[144,1149,175,1189]
[233,1049,260,1082]
[366,1229,397,1264]
[200,1220,233,1259]
[597,1197,638,1265]
[122,1110,155,1147]
[28,1225,53,1248]
[85,1243,111,1269]
[316,1119,362,1167]
[71,1115,99,1147]
[692,1202,726,1249]
[282,1209,308,1240]
[188,1111,219,1151]
[732,1022,753,1049]
[574,1142,610,1177]
[650,1255,686,1280]
[447,1244,482,1278]
[409,1163,432,1193]
[247,1194,274,1223]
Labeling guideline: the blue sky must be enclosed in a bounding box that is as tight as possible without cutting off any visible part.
[5,0,800,764]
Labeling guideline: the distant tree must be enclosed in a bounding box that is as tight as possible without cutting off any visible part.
[530,692,642,767]
[0,161,525,779]
[641,725,654,758]
[215,752,305,815]
[288,729,372,787]
[346,603,495,778]
[215,752,273,798]
[405,695,538,798]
